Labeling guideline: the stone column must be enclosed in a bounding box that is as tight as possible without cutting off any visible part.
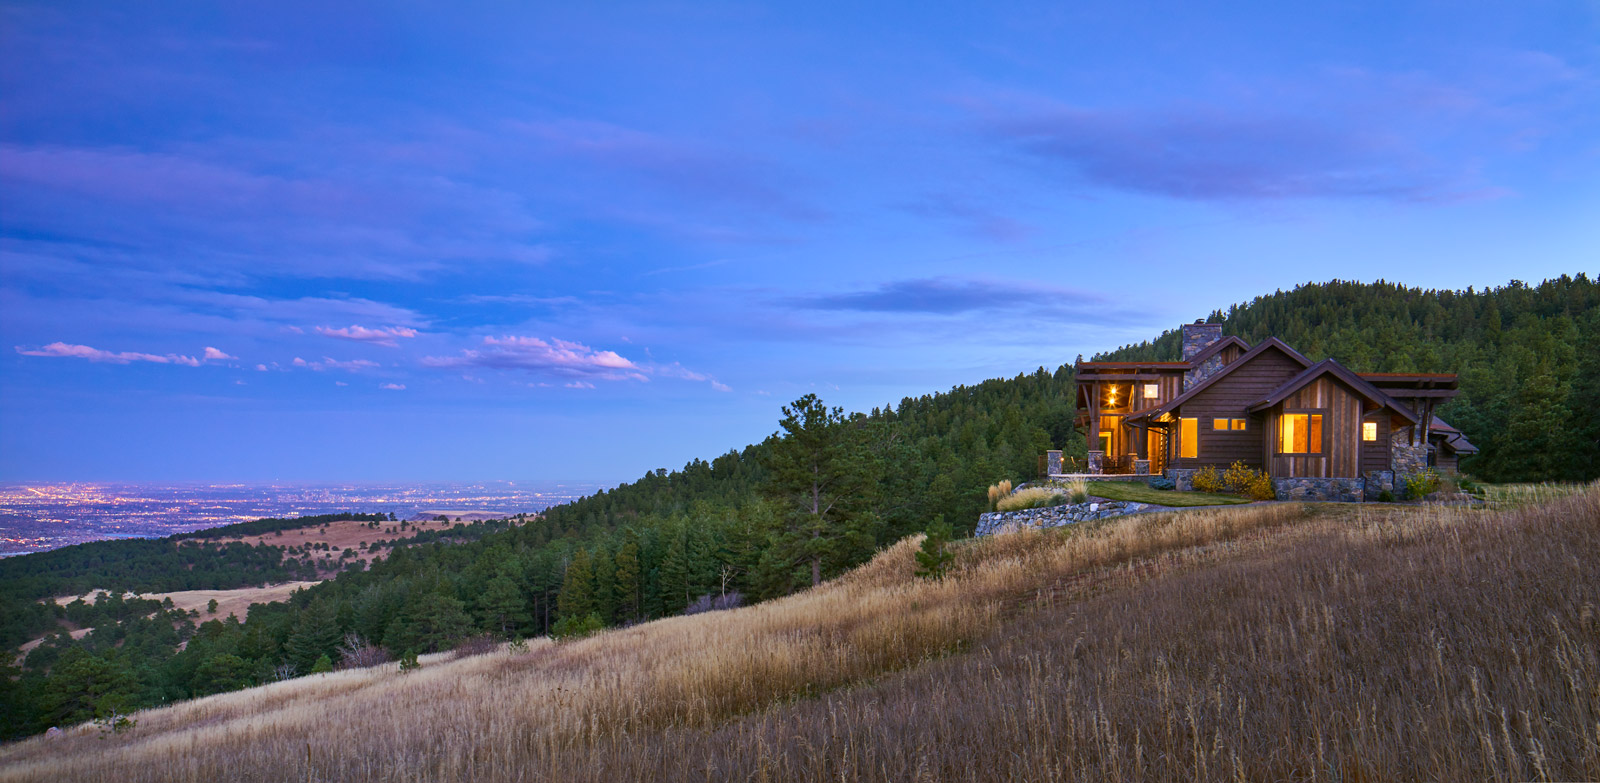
[1134,459,1150,475]
[1046,450,1062,476]
[1086,451,1103,475]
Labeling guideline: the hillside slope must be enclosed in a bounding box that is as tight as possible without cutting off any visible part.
[4,486,1596,782]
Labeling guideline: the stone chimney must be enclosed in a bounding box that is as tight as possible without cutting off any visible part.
[1182,320,1222,360]
[1181,321,1225,391]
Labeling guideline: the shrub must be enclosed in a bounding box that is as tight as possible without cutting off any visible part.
[1243,472,1277,501]
[1377,489,1395,502]
[995,487,1065,512]
[310,654,334,674]
[913,519,955,580]
[397,650,420,673]
[551,612,605,641]
[1147,476,1176,491]
[1191,466,1226,493]
[452,634,500,659]
[685,592,744,615]
[1403,469,1441,499]
[985,480,1013,510]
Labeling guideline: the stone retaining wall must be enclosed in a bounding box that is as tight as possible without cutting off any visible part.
[1271,477,1365,502]
[975,500,1157,536]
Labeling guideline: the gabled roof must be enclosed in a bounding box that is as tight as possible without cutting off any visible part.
[1126,338,1313,422]
[1185,335,1251,366]
[1430,417,1479,454]
[1246,358,1419,424]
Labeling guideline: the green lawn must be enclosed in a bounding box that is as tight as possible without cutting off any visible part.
[1086,481,1252,507]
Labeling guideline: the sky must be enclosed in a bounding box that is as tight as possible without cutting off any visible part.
[1,2,1597,483]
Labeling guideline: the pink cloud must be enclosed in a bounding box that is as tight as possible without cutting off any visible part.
[292,356,381,372]
[422,336,646,380]
[203,347,237,361]
[15,342,201,366]
[379,383,406,390]
[315,325,419,347]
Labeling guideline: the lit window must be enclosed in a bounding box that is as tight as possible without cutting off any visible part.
[1363,421,1378,442]
[1143,383,1158,399]
[1279,413,1323,454]
[1213,418,1247,430]
[1213,418,1228,430]
[1180,418,1198,458]
[1231,419,1247,431]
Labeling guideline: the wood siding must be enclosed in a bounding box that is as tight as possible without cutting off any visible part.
[1079,372,1184,460]
[1167,348,1305,470]
[1264,377,1364,478]
[1359,411,1390,472]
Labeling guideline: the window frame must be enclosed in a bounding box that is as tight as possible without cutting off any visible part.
[1362,421,1378,442]
[1179,417,1198,459]
[1212,417,1248,431]
[1277,409,1327,455]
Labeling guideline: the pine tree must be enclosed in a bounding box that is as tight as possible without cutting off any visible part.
[476,574,528,636]
[555,548,595,622]
[763,394,881,588]
[612,530,641,623]
[403,592,473,653]
[913,518,955,580]
[284,601,341,673]
[658,528,690,614]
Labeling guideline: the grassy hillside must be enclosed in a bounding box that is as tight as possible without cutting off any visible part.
[3,486,1596,782]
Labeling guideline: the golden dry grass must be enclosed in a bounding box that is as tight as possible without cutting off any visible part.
[3,487,1596,782]
[50,582,318,620]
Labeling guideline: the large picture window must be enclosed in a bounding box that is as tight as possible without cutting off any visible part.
[1180,417,1198,458]
[1279,413,1323,454]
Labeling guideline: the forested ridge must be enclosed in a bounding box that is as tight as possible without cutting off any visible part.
[2,274,1593,740]
[1099,275,1600,481]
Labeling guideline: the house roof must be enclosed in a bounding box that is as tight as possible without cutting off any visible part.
[1430,416,1479,454]
[1245,358,1419,424]
[1126,337,1313,422]
[1184,335,1251,366]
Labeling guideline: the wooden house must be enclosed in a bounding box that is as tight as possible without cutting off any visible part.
[1063,322,1476,500]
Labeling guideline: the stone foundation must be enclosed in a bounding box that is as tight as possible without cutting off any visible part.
[1166,468,1198,491]
[976,500,1157,536]
[1272,477,1365,502]
[1045,450,1063,475]
[1086,450,1103,474]
[1363,470,1395,501]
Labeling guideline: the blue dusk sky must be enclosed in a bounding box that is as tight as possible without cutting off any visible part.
[1,2,1596,482]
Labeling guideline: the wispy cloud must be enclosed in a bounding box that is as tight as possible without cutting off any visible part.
[986,105,1445,201]
[379,383,406,390]
[899,195,1032,242]
[785,276,1108,317]
[514,118,821,220]
[203,347,237,361]
[422,336,646,381]
[15,342,202,366]
[315,325,419,347]
[292,356,381,372]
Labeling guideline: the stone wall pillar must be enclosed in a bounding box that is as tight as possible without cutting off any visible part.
[1390,426,1428,476]
[1134,459,1150,475]
[1086,450,1103,475]
[1046,450,1063,476]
